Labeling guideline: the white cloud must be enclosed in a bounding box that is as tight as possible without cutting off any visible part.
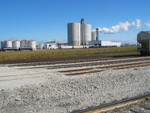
[146,20,150,27]
[98,19,141,34]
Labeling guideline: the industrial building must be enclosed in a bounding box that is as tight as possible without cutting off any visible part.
[1,40,36,51]
[67,19,122,47]
[44,41,59,49]
[68,18,93,46]
[137,31,150,55]
[89,40,122,47]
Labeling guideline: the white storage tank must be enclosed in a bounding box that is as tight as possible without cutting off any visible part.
[37,43,44,49]
[68,23,81,46]
[81,24,91,45]
[5,40,12,48]
[91,31,96,41]
[20,40,30,47]
[29,40,36,50]
[12,40,20,49]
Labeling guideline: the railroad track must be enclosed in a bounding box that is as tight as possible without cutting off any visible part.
[14,56,150,76]
[6,54,146,67]
[72,93,150,113]
[12,56,150,69]
[0,71,53,82]
[2,55,150,81]
[58,60,150,76]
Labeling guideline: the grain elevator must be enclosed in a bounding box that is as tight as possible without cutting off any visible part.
[67,19,122,48]
[67,18,92,46]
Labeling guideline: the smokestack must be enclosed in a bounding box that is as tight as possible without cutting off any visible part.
[96,28,99,41]
[80,18,84,24]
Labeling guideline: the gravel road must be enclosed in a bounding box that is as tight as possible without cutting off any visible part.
[0,56,150,113]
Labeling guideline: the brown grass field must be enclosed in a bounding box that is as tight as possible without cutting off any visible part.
[0,46,138,63]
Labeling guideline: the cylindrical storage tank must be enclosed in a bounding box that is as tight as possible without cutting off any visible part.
[12,40,20,49]
[81,24,91,45]
[91,31,96,41]
[29,40,36,50]
[38,43,44,49]
[1,41,4,48]
[5,40,12,48]
[68,23,81,46]
[20,40,29,47]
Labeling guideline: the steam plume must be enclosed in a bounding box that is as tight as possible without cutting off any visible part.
[98,19,141,34]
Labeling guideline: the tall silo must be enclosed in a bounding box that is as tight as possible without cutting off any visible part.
[91,31,96,41]
[81,24,91,45]
[68,23,81,46]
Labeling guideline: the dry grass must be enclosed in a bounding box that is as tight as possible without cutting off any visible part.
[0,46,138,62]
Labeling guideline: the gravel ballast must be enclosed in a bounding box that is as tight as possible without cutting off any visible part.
[0,63,150,113]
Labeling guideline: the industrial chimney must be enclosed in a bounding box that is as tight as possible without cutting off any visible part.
[80,18,84,24]
[96,28,99,41]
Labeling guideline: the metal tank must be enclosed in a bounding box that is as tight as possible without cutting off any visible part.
[38,43,44,49]
[91,31,96,41]
[20,40,27,47]
[68,23,81,46]
[12,40,20,49]
[5,40,12,48]
[29,40,36,50]
[20,40,31,47]
[81,24,91,45]
[137,31,150,55]
[1,41,4,49]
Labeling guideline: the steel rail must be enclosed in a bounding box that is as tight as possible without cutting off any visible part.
[71,93,150,113]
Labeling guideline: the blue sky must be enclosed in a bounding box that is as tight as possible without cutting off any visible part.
[0,0,150,44]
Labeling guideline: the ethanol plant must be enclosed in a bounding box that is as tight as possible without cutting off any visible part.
[67,19,122,47]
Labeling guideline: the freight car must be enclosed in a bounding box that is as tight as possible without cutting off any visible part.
[137,31,150,55]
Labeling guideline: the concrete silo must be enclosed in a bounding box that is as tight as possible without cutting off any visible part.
[81,24,92,45]
[67,19,92,46]
[68,23,81,46]
[91,31,96,41]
